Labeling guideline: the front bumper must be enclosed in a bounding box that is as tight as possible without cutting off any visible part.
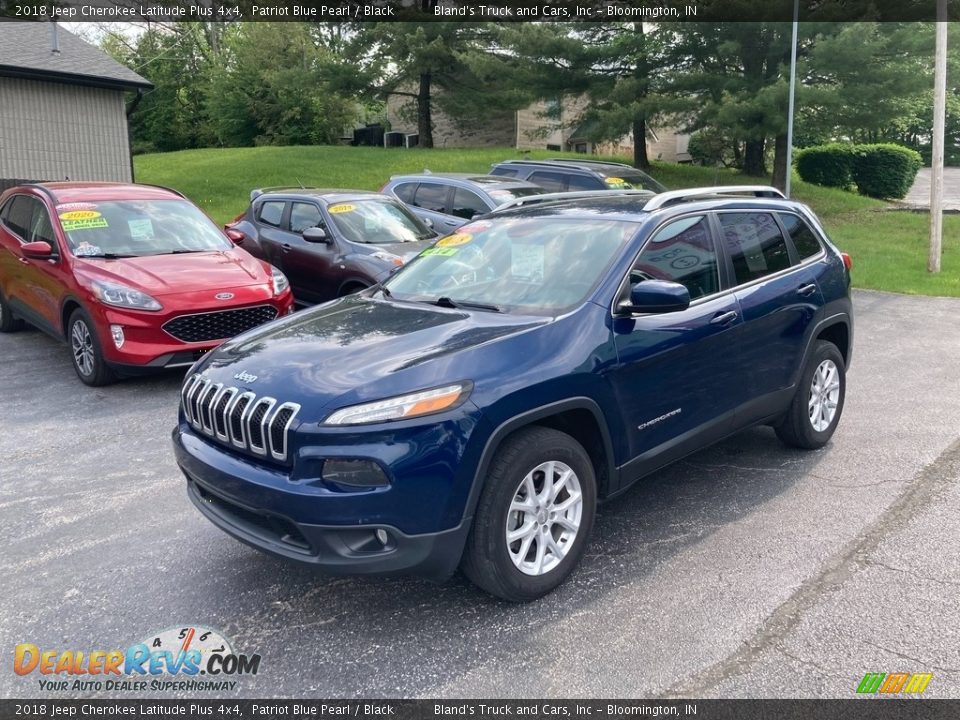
[172,410,483,581]
[93,295,295,369]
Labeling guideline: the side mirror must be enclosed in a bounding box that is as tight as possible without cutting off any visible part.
[302,226,330,244]
[22,241,53,260]
[618,279,690,315]
[421,217,434,229]
[224,228,246,245]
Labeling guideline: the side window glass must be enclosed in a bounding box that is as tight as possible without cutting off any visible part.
[290,202,323,233]
[491,167,518,177]
[5,196,33,239]
[719,212,791,285]
[393,183,417,203]
[29,200,57,250]
[450,188,488,220]
[778,212,823,261]
[567,174,600,191]
[413,183,448,213]
[631,215,719,300]
[528,171,567,193]
[257,201,285,227]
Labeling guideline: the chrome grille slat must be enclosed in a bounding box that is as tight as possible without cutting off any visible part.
[180,375,299,463]
[268,402,301,461]
[212,387,235,441]
[246,397,276,455]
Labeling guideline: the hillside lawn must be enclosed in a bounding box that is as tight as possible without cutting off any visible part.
[135,146,960,298]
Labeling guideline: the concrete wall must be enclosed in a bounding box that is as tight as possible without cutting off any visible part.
[0,76,132,185]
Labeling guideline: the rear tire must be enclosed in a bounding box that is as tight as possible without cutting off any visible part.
[0,288,24,332]
[462,426,597,602]
[67,309,117,387]
[775,340,846,449]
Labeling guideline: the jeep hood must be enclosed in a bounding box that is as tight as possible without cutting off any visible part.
[195,295,547,417]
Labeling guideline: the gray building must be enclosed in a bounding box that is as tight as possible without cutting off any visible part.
[0,22,151,190]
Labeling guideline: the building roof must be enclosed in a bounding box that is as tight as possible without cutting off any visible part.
[0,22,151,91]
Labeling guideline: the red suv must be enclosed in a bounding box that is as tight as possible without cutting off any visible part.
[0,182,294,385]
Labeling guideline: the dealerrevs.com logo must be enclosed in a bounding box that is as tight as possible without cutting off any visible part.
[14,626,261,693]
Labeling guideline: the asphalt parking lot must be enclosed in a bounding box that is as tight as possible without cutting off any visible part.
[2,288,959,699]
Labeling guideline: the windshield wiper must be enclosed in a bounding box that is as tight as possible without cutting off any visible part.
[158,249,207,255]
[78,252,136,259]
[434,296,502,313]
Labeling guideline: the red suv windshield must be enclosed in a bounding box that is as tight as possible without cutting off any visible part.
[56,199,230,258]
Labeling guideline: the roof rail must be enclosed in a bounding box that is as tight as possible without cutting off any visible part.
[250,186,314,202]
[546,158,633,167]
[492,189,654,213]
[642,185,785,211]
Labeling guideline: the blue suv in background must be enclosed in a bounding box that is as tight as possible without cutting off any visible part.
[173,186,853,602]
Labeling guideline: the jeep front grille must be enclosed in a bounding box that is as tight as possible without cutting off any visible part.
[181,374,300,462]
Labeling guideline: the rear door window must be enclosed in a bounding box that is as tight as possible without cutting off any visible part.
[718,212,792,285]
[412,183,449,213]
[257,201,285,227]
[4,195,34,239]
[778,212,824,261]
[527,171,567,193]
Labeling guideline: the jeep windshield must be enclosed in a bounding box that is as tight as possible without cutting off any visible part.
[382,217,637,315]
[327,199,435,244]
[57,200,231,258]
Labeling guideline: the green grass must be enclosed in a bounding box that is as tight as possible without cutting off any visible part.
[134,145,960,297]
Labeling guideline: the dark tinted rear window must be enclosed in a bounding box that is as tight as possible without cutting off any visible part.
[413,183,448,213]
[779,213,823,261]
[719,212,791,285]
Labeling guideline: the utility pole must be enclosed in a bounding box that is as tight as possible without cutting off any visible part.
[928,0,948,273]
[784,0,800,198]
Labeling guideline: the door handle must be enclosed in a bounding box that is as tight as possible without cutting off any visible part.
[17,257,30,265]
[797,283,817,297]
[710,310,738,325]
[281,243,292,253]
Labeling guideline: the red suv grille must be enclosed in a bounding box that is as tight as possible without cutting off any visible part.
[163,305,278,343]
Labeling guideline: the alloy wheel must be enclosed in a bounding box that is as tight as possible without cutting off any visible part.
[71,320,95,377]
[505,460,583,576]
[808,359,840,432]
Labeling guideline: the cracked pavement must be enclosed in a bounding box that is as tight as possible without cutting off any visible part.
[1,289,958,699]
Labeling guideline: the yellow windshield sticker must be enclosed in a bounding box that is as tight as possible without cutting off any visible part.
[327,203,355,214]
[59,210,101,221]
[604,177,628,186]
[436,233,472,248]
[61,217,108,231]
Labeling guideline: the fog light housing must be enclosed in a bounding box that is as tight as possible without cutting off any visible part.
[321,459,389,488]
[110,324,125,349]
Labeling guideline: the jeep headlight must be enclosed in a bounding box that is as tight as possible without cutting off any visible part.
[323,383,471,425]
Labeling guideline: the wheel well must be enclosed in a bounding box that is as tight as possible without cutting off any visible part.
[817,322,849,366]
[60,300,81,337]
[338,281,369,297]
[533,409,612,498]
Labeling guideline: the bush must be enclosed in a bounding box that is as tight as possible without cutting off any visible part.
[687,130,727,167]
[794,144,855,188]
[852,144,923,199]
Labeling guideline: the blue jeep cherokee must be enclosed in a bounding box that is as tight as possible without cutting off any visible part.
[173,186,853,602]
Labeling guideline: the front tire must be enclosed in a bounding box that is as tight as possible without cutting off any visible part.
[462,426,597,602]
[68,309,117,386]
[775,340,846,449]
